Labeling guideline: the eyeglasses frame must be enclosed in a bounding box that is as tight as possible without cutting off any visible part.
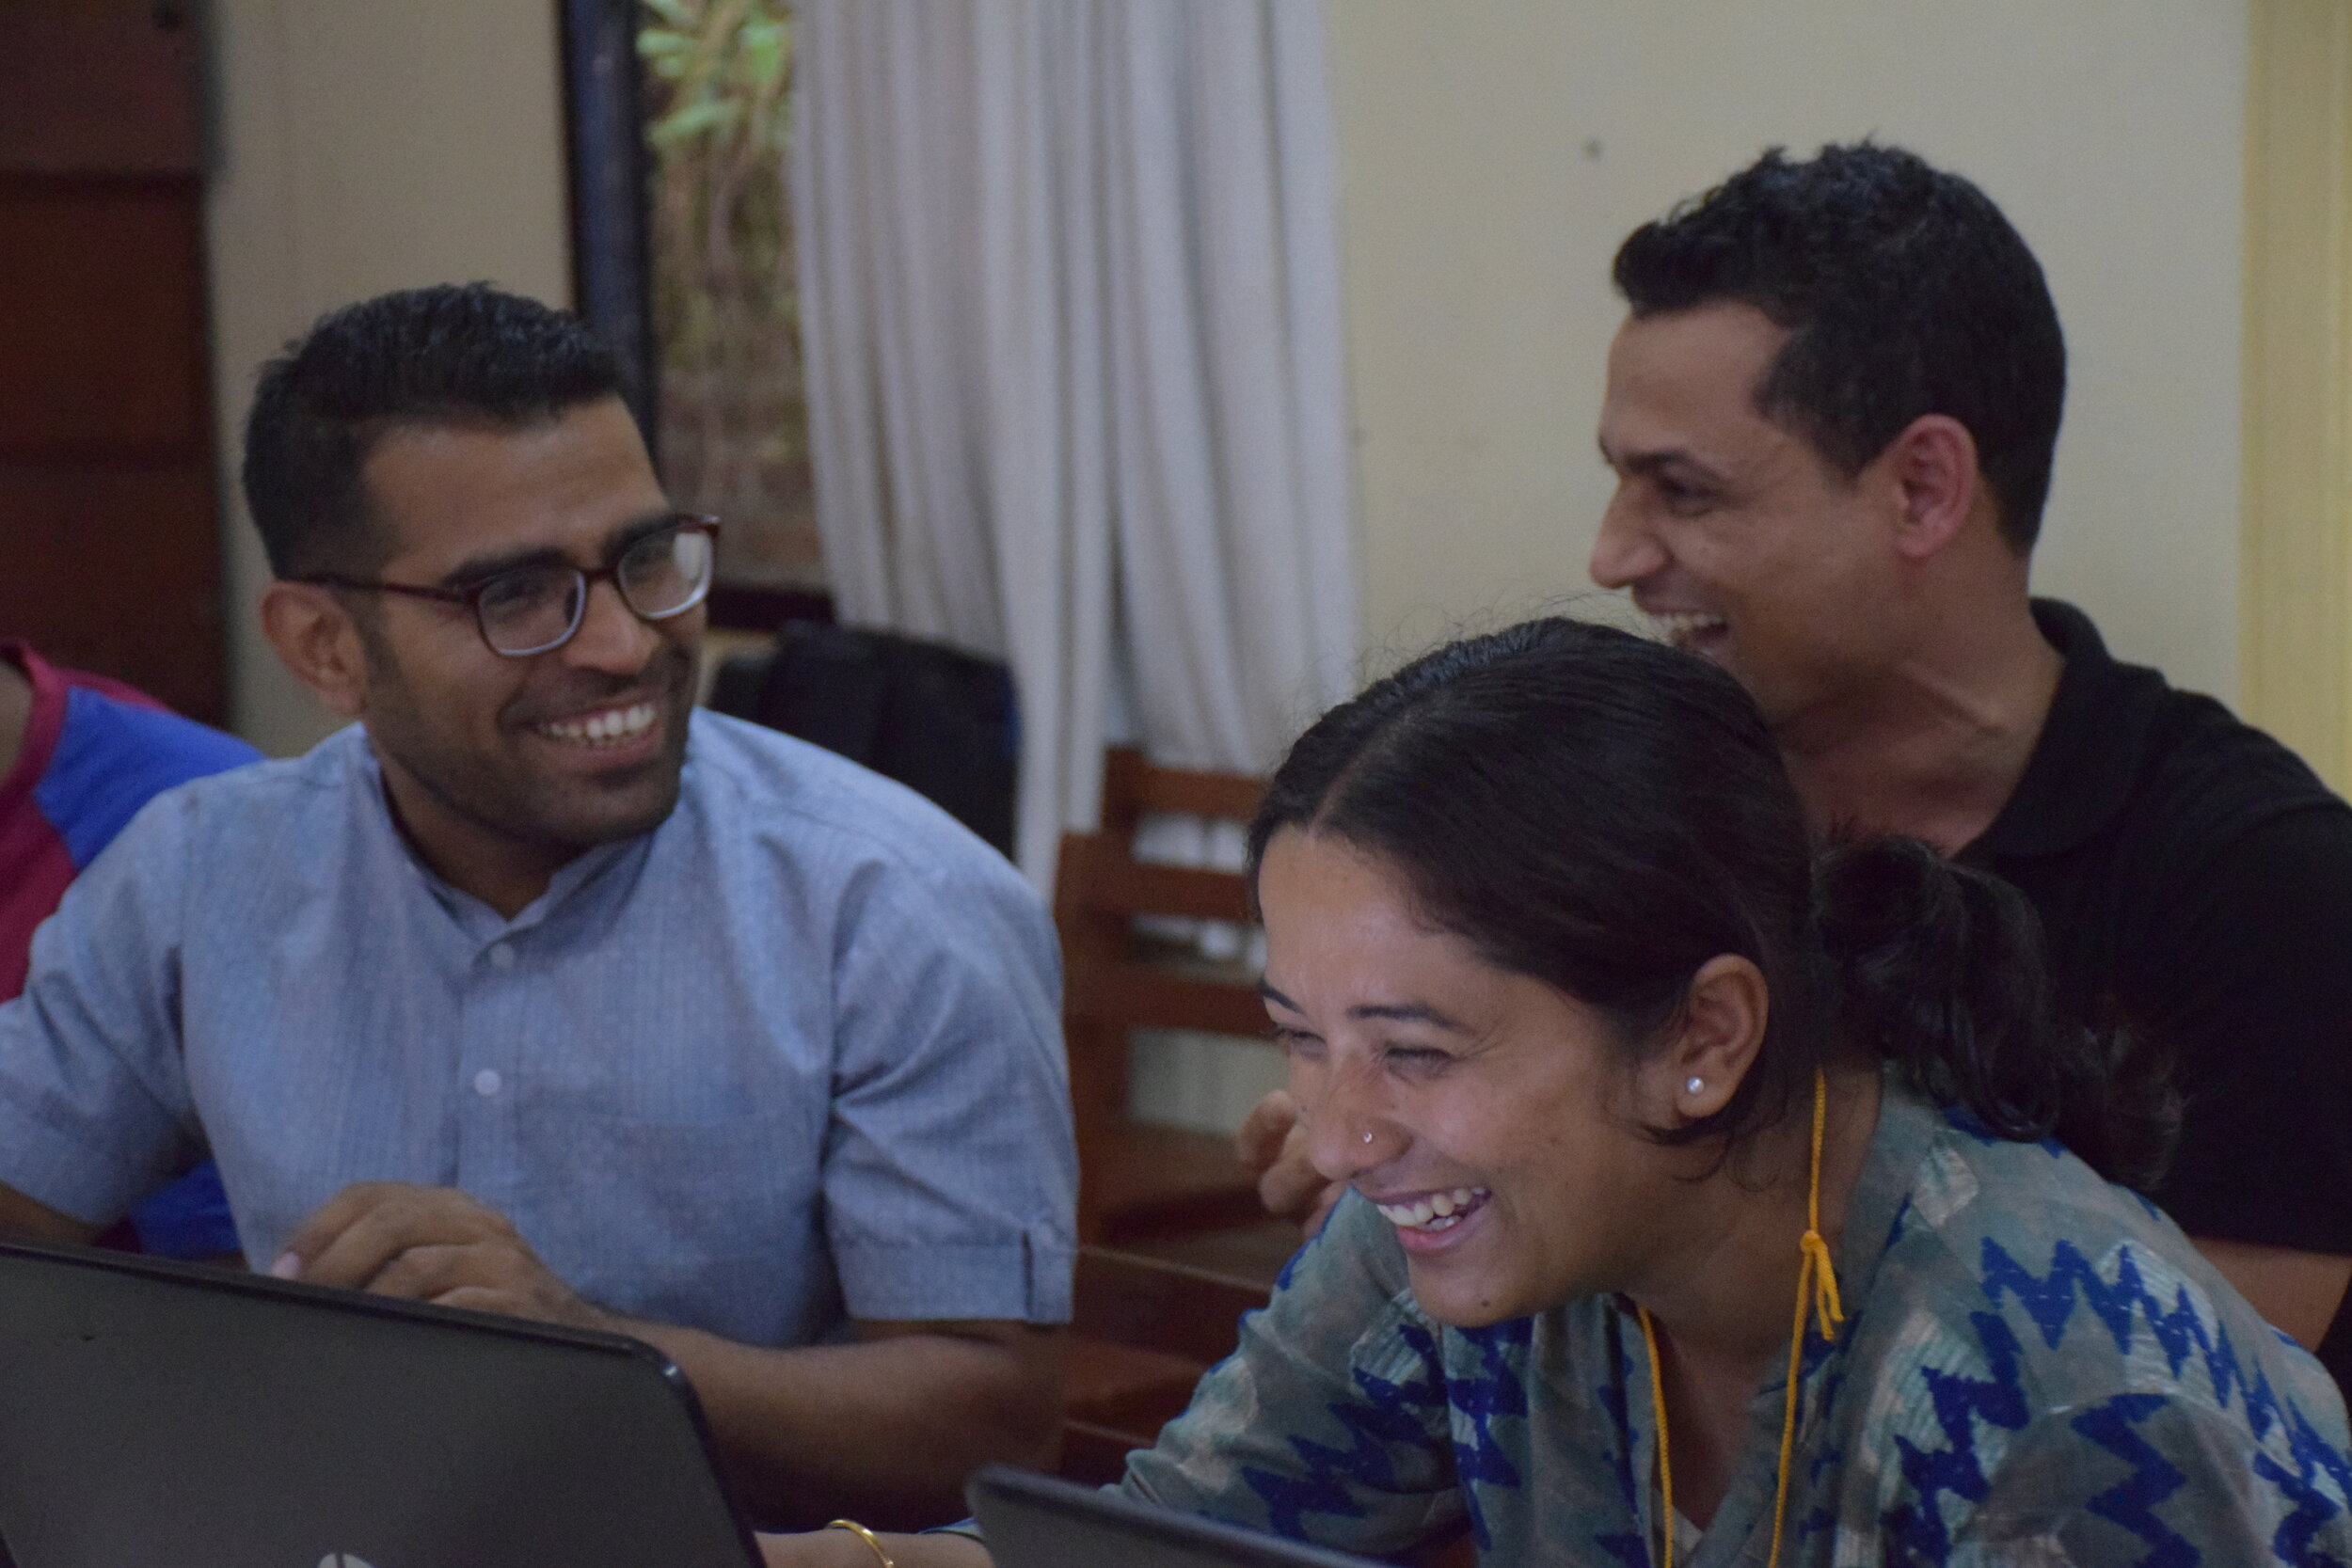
[297,514,722,658]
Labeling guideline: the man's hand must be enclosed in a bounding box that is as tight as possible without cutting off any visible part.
[272,1181,612,1331]
[1235,1089,1345,1238]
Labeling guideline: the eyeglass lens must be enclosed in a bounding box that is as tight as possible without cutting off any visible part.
[475,522,715,655]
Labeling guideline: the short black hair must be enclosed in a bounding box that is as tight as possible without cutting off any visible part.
[1613,142,2066,553]
[241,283,626,578]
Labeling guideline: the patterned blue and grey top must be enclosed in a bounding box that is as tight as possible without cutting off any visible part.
[1115,1083,2352,1565]
[0,711,1076,1344]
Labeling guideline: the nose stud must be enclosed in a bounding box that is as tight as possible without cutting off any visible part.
[1361,1130,1375,1145]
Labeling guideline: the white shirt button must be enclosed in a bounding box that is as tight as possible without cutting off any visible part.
[473,1069,502,1098]
[487,943,516,970]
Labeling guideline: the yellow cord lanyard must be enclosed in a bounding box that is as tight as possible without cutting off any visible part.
[1637,1069,1844,1568]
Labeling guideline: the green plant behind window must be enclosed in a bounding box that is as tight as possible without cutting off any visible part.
[640,0,818,589]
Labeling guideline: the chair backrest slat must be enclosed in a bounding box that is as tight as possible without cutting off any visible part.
[1098,747,1265,835]
[1073,1246,1271,1365]
[1065,859,1255,925]
[1055,747,1274,1248]
[1065,969,1270,1037]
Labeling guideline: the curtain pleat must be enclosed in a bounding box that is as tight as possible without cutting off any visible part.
[793,0,1358,887]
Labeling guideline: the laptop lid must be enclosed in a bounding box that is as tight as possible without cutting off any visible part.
[966,1465,1391,1568]
[0,1237,762,1568]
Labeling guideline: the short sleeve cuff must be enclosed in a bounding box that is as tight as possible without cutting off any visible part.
[0,1097,163,1227]
[833,1233,1074,1324]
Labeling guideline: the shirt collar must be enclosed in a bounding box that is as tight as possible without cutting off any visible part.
[492,836,644,936]
[1834,1074,1946,1317]
[343,732,657,942]
[1963,598,2170,862]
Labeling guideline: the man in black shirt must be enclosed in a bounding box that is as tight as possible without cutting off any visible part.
[1959,601,2352,1325]
[1245,142,2352,1383]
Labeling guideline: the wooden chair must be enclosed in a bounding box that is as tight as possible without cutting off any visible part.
[1053,748,1270,1246]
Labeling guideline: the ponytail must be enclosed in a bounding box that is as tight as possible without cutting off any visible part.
[1817,839,2178,1191]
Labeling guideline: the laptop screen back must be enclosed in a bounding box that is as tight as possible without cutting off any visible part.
[0,1240,759,1568]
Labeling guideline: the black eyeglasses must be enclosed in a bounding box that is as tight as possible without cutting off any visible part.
[302,515,719,657]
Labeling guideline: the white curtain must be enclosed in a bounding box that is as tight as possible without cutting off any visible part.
[793,0,1359,888]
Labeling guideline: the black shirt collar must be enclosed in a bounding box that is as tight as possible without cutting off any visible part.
[1963,599,2172,862]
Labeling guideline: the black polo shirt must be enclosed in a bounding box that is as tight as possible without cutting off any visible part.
[1960,600,2352,1293]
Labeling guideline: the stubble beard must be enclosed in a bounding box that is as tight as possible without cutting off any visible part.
[365,636,699,866]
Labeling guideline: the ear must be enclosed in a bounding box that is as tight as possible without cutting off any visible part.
[1654,954,1771,1124]
[1881,414,1982,562]
[259,581,373,719]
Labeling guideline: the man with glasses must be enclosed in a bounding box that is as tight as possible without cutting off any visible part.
[0,285,1075,1528]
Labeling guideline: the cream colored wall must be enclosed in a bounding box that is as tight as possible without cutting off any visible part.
[203,0,574,755]
[2243,0,2352,791]
[1327,0,2249,703]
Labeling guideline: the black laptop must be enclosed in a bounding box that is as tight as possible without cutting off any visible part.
[0,1237,761,1568]
[967,1465,1391,1568]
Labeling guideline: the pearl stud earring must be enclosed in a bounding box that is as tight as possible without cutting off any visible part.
[1685,1076,1705,1095]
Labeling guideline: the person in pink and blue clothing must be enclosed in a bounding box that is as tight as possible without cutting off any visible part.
[0,640,259,1258]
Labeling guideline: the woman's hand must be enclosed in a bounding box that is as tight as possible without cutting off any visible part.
[756,1528,993,1568]
[756,1529,866,1568]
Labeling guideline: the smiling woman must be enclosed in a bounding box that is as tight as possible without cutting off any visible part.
[769,618,2352,1567]
[1181,621,2347,1563]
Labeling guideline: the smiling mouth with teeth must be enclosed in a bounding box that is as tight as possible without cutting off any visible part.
[1649,610,1728,648]
[534,701,660,747]
[1374,1186,1491,1233]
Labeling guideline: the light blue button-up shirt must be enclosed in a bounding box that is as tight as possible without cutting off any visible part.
[0,713,1075,1346]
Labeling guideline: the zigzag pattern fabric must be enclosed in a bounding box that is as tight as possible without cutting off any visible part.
[1117,1085,2352,1564]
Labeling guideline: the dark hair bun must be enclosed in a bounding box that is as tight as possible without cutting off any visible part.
[1818,838,2178,1190]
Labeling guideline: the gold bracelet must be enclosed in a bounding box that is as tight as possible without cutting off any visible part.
[825,1518,895,1568]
